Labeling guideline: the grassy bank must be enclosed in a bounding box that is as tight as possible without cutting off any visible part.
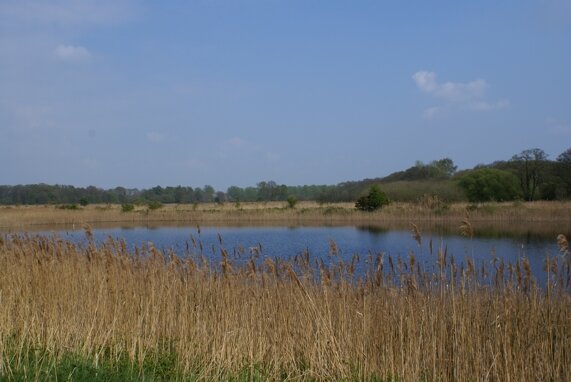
[1,201,570,231]
[0,232,570,380]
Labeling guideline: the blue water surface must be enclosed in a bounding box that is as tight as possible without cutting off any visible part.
[26,225,564,285]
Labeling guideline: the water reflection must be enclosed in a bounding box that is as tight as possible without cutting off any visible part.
[3,220,569,241]
[356,226,389,235]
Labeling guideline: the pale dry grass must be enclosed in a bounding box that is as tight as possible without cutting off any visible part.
[1,201,570,231]
[0,231,570,380]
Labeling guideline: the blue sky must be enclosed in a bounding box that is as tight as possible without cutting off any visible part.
[1,0,570,190]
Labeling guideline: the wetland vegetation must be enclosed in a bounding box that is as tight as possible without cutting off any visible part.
[1,200,571,232]
[1,148,570,380]
[0,228,570,381]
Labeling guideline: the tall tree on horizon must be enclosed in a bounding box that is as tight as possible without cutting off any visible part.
[511,148,548,201]
[556,147,571,163]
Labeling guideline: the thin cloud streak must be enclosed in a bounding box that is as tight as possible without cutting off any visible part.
[54,44,91,61]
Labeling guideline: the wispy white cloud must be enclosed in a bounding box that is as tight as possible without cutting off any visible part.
[413,71,487,102]
[413,70,508,117]
[54,44,91,61]
[412,71,438,93]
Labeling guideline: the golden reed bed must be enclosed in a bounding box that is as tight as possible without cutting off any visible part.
[0,230,570,380]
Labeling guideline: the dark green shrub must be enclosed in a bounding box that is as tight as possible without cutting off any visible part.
[458,169,521,202]
[539,181,567,201]
[286,196,298,209]
[355,185,389,211]
[121,203,135,212]
[79,197,89,206]
[58,204,79,210]
[381,180,466,202]
[147,200,163,210]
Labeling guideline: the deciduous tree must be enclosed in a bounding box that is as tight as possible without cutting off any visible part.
[510,148,548,201]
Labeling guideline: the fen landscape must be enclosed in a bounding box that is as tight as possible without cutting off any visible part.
[1,1,571,381]
[1,163,570,381]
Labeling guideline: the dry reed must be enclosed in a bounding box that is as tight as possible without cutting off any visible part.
[0,232,570,380]
[2,201,571,231]
[558,234,569,257]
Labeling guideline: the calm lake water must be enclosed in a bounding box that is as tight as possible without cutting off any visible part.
[24,224,567,284]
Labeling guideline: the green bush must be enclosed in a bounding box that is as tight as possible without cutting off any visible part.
[458,168,521,202]
[286,196,298,209]
[121,203,135,212]
[79,197,89,206]
[355,185,389,211]
[147,200,163,210]
[381,180,465,202]
[57,204,79,210]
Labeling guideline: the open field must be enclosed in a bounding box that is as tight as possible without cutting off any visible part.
[1,201,570,232]
[0,232,570,380]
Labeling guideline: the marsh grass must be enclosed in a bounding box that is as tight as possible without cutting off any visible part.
[1,201,570,231]
[0,229,570,381]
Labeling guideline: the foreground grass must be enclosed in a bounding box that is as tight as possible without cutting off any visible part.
[0,231,570,381]
[3,350,283,381]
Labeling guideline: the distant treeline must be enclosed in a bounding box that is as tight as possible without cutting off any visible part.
[0,183,341,205]
[1,147,570,205]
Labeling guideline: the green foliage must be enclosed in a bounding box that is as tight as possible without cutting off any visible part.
[121,203,135,212]
[286,195,298,209]
[4,350,183,382]
[214,191,226,205]
[203,185,215,202]
[431,158,458,178]
[79,197,89,206]
[256,181,288,201]
[382,180,465,202]
[355,185,389,211]
[368,185,389,209]
[147,200,163,210]
[2,348,388,381]
[556,147,571,163]
[57,204,79,210]
[458,169,521,202]
[383,158,457,182]
[539,180,567,201]
[510,148,548,201]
